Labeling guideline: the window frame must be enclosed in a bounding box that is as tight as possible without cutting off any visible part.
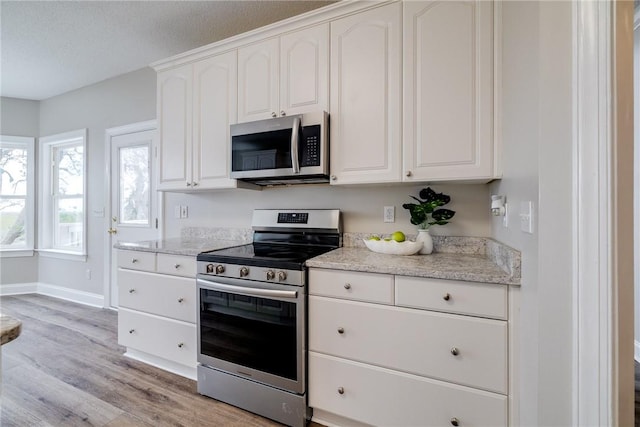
[0,135,35,257]
[39,129,87,260]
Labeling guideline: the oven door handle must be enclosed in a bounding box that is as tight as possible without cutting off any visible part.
[197,278,298,299]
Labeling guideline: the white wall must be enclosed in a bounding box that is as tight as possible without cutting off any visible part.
[164,184,491,238]
[490,2,573,425]
[0,97,40,285]
[37,67,156,294]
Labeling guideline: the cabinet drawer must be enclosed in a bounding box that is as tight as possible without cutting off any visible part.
[396,276,508,320]
[118,250,156,272]
[309,296,507,394]
[118,308,196,367]
[309,269,394,304]
[309,352,507,427]
[156,253,196,278]
[118,269,196,323]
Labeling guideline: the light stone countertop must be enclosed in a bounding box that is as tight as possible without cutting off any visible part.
[306,247,520,286]
[114,237,246,257]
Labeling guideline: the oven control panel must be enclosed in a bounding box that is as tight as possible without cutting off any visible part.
[199,263,304,287]
[277,212,308,224]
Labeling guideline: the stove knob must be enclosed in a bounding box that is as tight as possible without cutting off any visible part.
[266,270,275,280]
[215,264,225,274]
[277,271,287,282]
[240,267,249,278]
[206,264,214,273]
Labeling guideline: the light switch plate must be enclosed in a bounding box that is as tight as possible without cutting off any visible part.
[180,205,189,219]
[520,201,534,234]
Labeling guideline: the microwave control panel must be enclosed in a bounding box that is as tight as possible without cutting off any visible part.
[301,125,321,167]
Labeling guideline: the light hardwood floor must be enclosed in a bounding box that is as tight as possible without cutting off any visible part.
[0,294,319,427]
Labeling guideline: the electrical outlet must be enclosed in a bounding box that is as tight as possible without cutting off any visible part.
[180,205,189,219]
[383,206,395,223]
[174,205,181,219]
[503,203,509,228]
[85,269,91,280]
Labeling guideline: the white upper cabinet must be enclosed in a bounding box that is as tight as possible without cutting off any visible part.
[329,3,403,185]
[238,24,329,123]
[157,64,192,190]
[157,50,242,191]
[192,51,239,189]
[403,0,496,182]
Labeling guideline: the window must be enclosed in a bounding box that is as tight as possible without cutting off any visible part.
[39,129,87,258]
[0,136,35,255]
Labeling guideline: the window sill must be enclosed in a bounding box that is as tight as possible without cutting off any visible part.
[37,249,87,262]
[0,249,35,258]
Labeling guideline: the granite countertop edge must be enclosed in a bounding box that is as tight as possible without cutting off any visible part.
[114,237,248,257]
[306,247,520,286]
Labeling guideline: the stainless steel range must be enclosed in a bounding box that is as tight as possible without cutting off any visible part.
[196,209,341,427]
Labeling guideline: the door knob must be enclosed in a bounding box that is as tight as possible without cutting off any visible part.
[107,228,117,234]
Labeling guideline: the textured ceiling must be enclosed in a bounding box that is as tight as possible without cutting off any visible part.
[0,0,336,101]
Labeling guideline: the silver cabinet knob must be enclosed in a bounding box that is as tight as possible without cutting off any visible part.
[215,264,225,274]
[186,182,192,186]
[129,329,135,334]
[337,327,345,334]
[344,283,351,290]
[174,263,181,269]
[271,112,277,118]
[128,288,135,294]
[451,347,460,356]
[131,258,138,263]
[277,271,287,281]
[280,110,286,116]
[443,293,451,301]
[405,170,412,177]
[337,387,345,395]
[450,418,460,426]
[178,343,184,348]
[240,267,249,277]
[192,181,198,187]
[178,298,184,303]
[330,175,337,181]
[266,270,275,280]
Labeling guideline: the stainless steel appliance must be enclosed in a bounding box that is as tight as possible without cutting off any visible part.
[230,111,329,185]
[196,209,341,427]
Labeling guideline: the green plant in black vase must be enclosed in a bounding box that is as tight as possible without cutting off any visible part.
[402,187,456,230]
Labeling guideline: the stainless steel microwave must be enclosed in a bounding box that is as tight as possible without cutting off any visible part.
[230,111,329,185]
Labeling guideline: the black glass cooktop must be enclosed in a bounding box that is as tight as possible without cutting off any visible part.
[197,243,336,271]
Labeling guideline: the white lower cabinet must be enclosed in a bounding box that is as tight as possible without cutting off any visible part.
[309,268,511,426]
[117,250,197,378]
[309,352,507,427]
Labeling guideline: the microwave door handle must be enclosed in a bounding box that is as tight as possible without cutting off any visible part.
[291,116,301,174]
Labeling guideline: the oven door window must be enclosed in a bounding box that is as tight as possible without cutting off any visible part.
[200,288,297,381]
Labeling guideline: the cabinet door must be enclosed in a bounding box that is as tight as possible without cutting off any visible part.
[238,38,279,122]
[193,51,239,189]
[157,64,192,190]
[403,1,495,181]
[329,3,402,185]
[280,24,329,116]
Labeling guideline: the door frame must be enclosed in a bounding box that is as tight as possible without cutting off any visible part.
[573,1,634,425]
[103,120,161,309]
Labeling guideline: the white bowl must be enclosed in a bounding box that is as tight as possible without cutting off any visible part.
[362,239,423,256]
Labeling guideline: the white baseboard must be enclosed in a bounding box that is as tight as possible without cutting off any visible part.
[635,340,640,362]
[0,282,104,308]
[0,282,39,295]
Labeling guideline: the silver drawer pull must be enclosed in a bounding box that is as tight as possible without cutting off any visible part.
[344,283,351,290]
[128,288,135,294]
[451,347,460,356]
[131,258,138,263]
[129,329,135,334]
[337,327,345,334]
[178,343,184,348]
[450,418,460,426]
[178,298,184,303]
[443,293,451,301]
[174,264,181,269]
[337,387,345,395]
